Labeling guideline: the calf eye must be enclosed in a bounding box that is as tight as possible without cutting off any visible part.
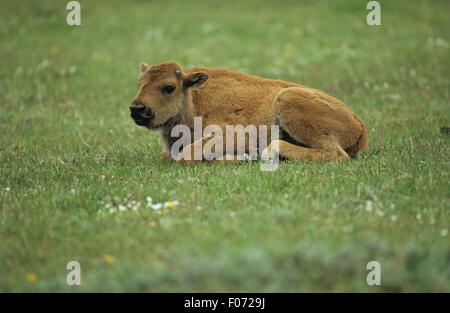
[162,85,175,94]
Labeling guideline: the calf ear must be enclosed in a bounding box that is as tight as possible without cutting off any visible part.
[140,63,150,73]
[184,71,209,88]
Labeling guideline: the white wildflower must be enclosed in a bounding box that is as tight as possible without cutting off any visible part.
[376,209,385,217]
[366,200,373,212]
[151,203,162,210]
[38,59,49,69]
[164,201,177,208]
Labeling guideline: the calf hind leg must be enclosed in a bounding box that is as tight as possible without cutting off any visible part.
[263,139,349,163]
[268,87,356,162]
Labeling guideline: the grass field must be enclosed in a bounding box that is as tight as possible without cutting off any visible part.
[0,0,449,292]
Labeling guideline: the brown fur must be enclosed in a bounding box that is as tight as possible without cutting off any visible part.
[131,61,368,164]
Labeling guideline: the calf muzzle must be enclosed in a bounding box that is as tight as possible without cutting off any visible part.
[130,105,154,126]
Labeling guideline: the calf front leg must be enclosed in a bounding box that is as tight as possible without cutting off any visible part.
[160,150,175,163]
[176,135,244,166]
[176,134,214,166]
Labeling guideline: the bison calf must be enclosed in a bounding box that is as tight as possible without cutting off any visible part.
[130,61,368,164]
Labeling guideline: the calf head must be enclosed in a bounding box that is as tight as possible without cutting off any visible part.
[130,61,209,129]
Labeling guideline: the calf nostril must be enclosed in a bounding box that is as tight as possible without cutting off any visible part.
[130,105,154,121]
[144,107,154,119]
[130,105,145,113]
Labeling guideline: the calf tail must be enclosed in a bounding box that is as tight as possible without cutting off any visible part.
[345,115,368,159]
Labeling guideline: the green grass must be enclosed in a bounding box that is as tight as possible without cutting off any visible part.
[0,0,449,292]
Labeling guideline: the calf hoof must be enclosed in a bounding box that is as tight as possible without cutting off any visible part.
[261,140,280,161]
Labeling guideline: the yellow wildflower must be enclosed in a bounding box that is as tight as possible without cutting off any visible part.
[26,272,37,283]
[50,47,58,57]
[283,43,293,58]
[104,254,114,264]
